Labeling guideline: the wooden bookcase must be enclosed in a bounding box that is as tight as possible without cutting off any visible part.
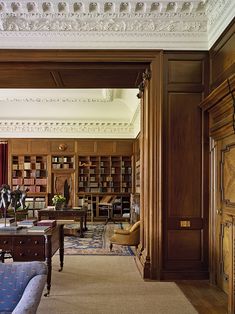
[78,155,132,194]
[11,155,47,193]
[51,155,74,170]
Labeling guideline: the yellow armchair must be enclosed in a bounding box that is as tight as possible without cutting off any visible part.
[109,220,141,251]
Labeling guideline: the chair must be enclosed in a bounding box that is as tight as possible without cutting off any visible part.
[109,220,141,251]
[0,261,47,314]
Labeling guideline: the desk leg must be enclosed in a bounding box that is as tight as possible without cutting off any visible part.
[44,236,52,297]
[79,217,84,237]
[84,213,88,231]
[59,224,64,272]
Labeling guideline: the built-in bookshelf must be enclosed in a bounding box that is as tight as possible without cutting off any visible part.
[11,155,47,193]
[51,155,74,170]
[78,155,132,194]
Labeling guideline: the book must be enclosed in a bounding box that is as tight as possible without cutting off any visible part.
[18,219,38,228]
[27,225,51,233]
[37,220,56,227]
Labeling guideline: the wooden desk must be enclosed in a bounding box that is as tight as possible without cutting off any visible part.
[0,225,64,296]
[38,208,87,237]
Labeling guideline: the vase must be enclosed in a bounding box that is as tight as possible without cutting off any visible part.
[55,202,64,210]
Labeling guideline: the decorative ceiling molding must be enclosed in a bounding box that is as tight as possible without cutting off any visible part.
[0,0,233,50]
[0,120,136,138]
[0,89,113,103]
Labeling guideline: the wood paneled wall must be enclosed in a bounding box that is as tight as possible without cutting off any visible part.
[8,138,134,155]
[210,19,235,91]
[162,53,209,279]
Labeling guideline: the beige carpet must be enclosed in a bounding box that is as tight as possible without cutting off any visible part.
[37,255,198,314]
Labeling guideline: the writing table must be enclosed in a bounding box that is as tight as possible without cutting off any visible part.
[38,207,87,237]
[0,224,64,296]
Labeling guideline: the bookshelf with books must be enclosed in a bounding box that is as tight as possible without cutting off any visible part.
[11,155,48,193]
[78,155,132,194]
[51,155,74,170]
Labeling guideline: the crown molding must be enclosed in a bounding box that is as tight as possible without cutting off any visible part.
[0,89,113,103]
[0,0,231,50]
[0,120,136,138]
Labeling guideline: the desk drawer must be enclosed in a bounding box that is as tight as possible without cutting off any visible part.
[13,236,44,246]
[13,248,45,261]
[0,237,12,249]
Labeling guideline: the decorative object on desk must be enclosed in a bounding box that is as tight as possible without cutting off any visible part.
[62,223,134,256]
[9,185,29,224]
[0,184,11,227]
[52,194,66,210]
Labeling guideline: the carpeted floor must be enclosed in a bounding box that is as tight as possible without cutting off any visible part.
[38,255,198,314]
[62,222,134,256]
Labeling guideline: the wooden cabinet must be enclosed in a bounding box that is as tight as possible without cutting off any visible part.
[200,74,235,314]
[11,155,47,193]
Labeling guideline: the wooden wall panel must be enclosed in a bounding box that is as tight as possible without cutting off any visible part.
[167,230,201,260]
[77,140,96,154]
[95,140,115,154]
[31,140,50,154]
[169,61,202,84]
[10,139,30,154]
[115,140,133,155]
[162,53,209,279]
[168,93,202,217]
[210,19,235,90]
[0,69,57,88]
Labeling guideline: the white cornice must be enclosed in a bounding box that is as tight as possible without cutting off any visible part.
[0,0,232,50]
[0,89,113,103]
[0,120,136,138]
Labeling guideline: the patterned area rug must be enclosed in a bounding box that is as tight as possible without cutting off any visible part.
[62,223,134,256]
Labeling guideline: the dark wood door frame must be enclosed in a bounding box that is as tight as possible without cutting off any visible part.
[0,49,163,280]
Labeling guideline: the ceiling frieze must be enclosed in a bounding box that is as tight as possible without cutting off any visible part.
[0,120,136,138]
[0,0,233,49]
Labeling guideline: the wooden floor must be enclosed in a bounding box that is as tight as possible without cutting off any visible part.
[176,280,227,314]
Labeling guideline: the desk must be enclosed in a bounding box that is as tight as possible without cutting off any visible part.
[38,208,87,237]
[0,225,64,296]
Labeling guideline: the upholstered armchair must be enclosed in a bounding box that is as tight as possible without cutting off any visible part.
[110,220,141,251]
[0,261,47,314]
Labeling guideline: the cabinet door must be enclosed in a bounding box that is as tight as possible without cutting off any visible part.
[52,172,74,207]
[215,135,235,293]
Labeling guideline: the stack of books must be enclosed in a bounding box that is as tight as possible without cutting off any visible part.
[27,225,51,233]
[37,220,56,228]
[18,218,38,228]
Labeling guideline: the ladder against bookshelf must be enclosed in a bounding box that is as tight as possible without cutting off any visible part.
[11,155,47,193]
[51,155,74,170]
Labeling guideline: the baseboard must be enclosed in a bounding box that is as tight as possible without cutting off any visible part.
[161,270,209,280]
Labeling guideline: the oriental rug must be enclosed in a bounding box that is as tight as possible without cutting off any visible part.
[62,223,134,256]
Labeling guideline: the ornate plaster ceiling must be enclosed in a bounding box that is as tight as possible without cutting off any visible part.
[0,0,234,49]
[0,88,141,138]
